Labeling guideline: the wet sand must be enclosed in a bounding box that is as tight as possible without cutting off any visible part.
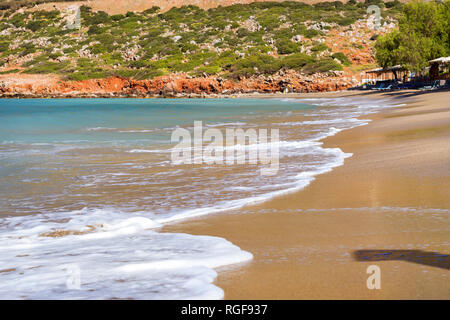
[164,89,450,299]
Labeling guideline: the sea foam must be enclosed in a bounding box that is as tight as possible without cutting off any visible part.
[0,208,252,300]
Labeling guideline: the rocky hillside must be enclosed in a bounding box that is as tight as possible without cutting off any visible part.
[0,1,403,96]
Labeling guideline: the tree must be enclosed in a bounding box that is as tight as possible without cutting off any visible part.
[375,0,450,72]
[375,29,401,68]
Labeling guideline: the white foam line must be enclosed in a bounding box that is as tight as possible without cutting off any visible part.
[119,129,155,133]
[206,122,247,127]
[127,149,164,153]
[156,147,352,225]
[85,127,118,132]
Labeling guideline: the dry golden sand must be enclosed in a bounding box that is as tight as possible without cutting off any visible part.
[164,89,450,299]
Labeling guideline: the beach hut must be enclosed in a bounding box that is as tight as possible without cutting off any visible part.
[365,65,407,83]
[429,57,450,80]
[363,67,383,84]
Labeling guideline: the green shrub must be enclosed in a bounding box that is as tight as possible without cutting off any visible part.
[279,53,316,70]
[87,25,104,35]
[20,43,36,56]
[32,10,59,21]
[0,41,9,52]
[111,14,125,21]
[311,43,329,52]
[229,54,280,78]
[332,52,352,66]
[84,10,111,25]
[9,13,27,28]
[26,20,46,32]
[91,44,108,54]
[304,29,320,39]
[194,65,222,76]
[302,58,343,74]
[257,14,279,31]
[22,54,48,67]
[236,28,250,38]
[65,73,91,81]
[276,39,301,54]
[143,6,161,15]
[48,52,62,60]
[0,68,19,74]
[25,61,70,74]
[101,53,123,65]
[337,16,357,26]
[77,58,96,69]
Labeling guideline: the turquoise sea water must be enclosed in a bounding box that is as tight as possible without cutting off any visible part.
[0,97,398,299]
[0,98,313,145]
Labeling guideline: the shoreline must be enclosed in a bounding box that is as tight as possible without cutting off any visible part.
[0,89,355,100]
[0,91,353,99]
[163,89,450,299]
[1,88,447,100]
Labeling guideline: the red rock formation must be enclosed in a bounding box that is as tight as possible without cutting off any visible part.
[0,72,358,98]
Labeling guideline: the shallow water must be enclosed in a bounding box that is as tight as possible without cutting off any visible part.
[0,97,401,299]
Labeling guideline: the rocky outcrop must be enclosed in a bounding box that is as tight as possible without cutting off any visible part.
[0,72,358,98]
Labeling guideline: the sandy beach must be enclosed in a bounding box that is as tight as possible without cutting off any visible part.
[164,89,450,299]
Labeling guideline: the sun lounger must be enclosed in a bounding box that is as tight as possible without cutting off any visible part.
[371,83,385,90]
[419,80,440,91]
[380,84,393,91]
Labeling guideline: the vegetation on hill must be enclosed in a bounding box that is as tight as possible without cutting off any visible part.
[0,1,404,81]
[375,0,450,72]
